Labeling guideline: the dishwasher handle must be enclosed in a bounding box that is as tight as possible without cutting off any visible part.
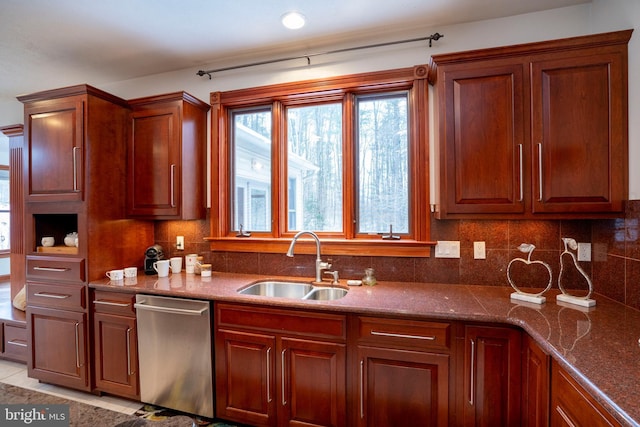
[134,301,208,316]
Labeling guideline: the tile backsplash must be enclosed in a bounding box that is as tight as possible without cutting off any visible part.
[154,200,640,311]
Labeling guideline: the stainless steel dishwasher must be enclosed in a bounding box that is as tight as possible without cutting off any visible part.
[134,294,213,418]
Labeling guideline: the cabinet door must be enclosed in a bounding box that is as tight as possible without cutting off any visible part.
[281,337,346,427]
[216,329,276,427]
[1,323,28,363]
[550,360,620,427]
[128,104,181,218]
[357,345,449,427]
[24,97,84,202]
[521,334,550,427]
[531,51,626,214]
[93,313,139,399]
[463,325,521,427]
[27,305,89,391]
[438,63,526,216]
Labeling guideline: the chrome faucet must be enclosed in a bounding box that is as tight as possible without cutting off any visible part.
[286,231,331,283]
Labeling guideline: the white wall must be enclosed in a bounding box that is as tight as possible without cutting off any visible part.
[1,2,637,197]
[589,0,640,198]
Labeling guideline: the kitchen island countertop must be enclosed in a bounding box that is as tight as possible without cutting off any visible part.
[90,271,640,426]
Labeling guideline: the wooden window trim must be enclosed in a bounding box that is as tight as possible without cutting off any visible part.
[207,65,435,257]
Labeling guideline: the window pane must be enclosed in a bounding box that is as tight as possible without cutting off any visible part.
[357,94,409,234]
[287,104,342,232]
[0,212,8,250]
[232,109,272,232]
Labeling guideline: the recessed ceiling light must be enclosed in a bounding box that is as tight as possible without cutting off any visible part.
[281,11,305,30]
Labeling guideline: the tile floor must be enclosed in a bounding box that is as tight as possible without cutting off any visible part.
[0,358,143,415]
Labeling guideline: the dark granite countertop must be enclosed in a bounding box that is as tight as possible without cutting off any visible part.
[90,272,640,427]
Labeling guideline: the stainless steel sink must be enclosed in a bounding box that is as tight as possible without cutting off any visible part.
[238,281,314,299]
[238,280,347,301]
[302,287,348,301]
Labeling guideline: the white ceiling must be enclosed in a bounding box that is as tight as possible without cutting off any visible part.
[0,0,589,101]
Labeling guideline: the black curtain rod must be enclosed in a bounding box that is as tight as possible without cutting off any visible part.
[196,32,443,79]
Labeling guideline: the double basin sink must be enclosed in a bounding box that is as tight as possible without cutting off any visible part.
[238,280,348,301]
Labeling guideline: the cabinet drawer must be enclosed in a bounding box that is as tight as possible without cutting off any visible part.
[26,255,85,283]
[356,316,451,351]
[27,282,86,311]
[92,290,136,317]
[216,303,346,341]
[3,324,27,362]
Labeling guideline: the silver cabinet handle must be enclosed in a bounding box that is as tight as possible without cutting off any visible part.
[469,338,475,406]
[360,359,365,419]
[518,144,523,202]
[34,292,70,299]
[7,340,27,347]
[74,322,81,368]
[371,330,436,341]
[170,164,176,207]
[126,328,133,375]
[93,300,130,307]
[73,146,80,192]
[537,143,543,202]
[281,348,287,406]
[266,347,272,403]
[33,266,70,272]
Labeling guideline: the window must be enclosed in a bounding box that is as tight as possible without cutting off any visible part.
[287,103,343,232]
[210,65,432,256]
[356,93,409,234]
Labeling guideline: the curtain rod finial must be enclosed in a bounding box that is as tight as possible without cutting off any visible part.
[196,70,212,80]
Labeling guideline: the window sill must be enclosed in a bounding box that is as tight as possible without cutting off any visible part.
[205,237,435,257]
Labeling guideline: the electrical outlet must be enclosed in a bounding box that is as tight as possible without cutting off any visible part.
[474,241,486,259]
[577,242,591,262]
[176,235,184,250]
[435,241,460,258]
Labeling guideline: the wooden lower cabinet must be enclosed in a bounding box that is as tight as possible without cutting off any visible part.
[91,290,139,399]
[356,345,449,426]
[352,316,452,427]
[215,303,347,427]
[461,324,522,427]
[0,321,28,363]
[27,305,90,391]
[217,329,274,426]
[550,360,621,427]
[522,334,550,427]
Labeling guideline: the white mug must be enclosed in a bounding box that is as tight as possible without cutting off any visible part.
[170,257,183,274]
[153,260,171,277]
[124,267,137,278]
[41,236,55,247]
[185,254,198,274]
[106,269,124,281]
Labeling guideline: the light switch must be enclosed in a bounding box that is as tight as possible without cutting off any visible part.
[435,241,460,258]
[176,235,184,250]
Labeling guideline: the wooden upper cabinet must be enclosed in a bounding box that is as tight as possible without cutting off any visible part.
[531,50,627,214]
[127,92,209,220]
[20,94,85,202]
[437,62,526,215]
[18,85,133,204]
[429,29,632,219]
